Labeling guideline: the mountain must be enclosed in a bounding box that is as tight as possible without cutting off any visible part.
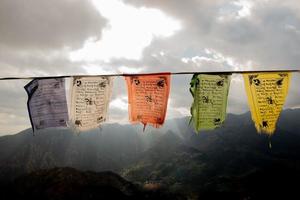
[123,109,300,199]
[0,109,300,199]
[0,167,185,200]
[0,123,159,181]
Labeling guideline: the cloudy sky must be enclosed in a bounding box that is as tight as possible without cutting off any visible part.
[0,0,300,135]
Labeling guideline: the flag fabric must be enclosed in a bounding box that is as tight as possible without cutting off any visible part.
[24,78,69,132]
[70,76,113,131]
[190,74,231,132]
[125,73,171,130]
[243,72,291,134]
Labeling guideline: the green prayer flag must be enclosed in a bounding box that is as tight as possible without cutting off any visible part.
[190,74,231,132]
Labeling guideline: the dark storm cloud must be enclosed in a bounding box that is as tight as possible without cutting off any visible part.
[0,0,107,50]
[0,49,88,76]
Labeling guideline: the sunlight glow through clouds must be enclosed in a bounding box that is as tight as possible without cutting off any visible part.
[69,0,181,62]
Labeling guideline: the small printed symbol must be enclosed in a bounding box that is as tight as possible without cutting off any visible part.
[216,80,224,87]
[214,118,221,125]
[249,75,258,85]
[134,79,140,85]
[262,121,268,128]
[97,116,103,123]
[145,95,153,102]
[85,98,93,105]
[53,82,60,89]
[76,80,82,87]
[267,97,274,105]
[157,79,165,88]
[75,120,82,127]
[99,82,106,88]
[276,78,283,86]
[202,96,210,104]
[253,79,261,86]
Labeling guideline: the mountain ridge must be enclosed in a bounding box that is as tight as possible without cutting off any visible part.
[0,167,185,200]
[0,109,300,199]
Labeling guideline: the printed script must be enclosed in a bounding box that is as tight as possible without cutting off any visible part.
[25,78,69,131]
[191,74,230,131]
[243,72,291,134]
[70,77,112,130]
[126,74,170,129]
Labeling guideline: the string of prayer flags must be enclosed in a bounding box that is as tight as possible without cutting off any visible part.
[190,74,231,132]
[125,73,171,130]
[21,70,296,135]
[70,76,113,131]
[243,72,291,135]
[24,78,69,132]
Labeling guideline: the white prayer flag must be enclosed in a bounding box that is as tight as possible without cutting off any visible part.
[70,76,113,131]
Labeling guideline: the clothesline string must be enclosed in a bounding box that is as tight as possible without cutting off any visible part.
[0,69,299,80]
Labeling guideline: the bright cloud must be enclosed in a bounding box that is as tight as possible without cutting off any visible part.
[110,96,128,111]
[234,0,253,18]
[69,0,181,62]
[181,48,254,71]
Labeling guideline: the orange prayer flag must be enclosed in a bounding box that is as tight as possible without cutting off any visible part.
[125,73,171,130]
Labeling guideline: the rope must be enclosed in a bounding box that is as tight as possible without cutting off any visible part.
[0,69,299,80]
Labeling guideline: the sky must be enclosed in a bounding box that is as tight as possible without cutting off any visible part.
[0,0,300,135]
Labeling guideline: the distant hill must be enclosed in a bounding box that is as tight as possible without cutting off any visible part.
[0,109,300,199]
[0,123,152,181]
[0,167,185,200]
[123,109,300,199]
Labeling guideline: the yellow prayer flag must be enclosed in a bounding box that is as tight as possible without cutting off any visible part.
[243,72,291,135]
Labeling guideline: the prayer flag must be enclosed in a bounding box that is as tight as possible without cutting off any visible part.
[70,76,113,131]
[190,74,231,132]
[243,72,291,134]
[125,73,171,130]
[24,78,69,132]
